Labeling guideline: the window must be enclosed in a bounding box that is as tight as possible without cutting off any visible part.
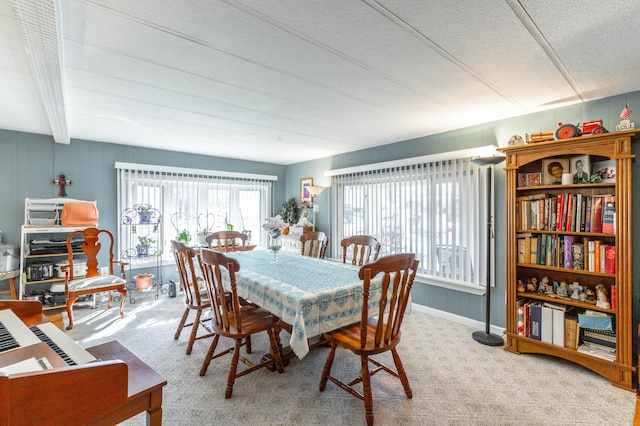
[115,162,276,266]
[328,148,495,291]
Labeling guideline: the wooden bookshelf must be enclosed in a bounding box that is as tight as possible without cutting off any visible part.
[498,130,638,391]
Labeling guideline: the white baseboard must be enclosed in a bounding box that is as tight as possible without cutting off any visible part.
[411,303,505,338]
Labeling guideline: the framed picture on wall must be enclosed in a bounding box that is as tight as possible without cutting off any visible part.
[300,177,314,203]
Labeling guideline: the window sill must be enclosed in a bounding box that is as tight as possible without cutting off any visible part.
[414,275,486,295]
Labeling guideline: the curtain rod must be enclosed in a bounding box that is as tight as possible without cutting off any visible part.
[324,145,500,177]
[114,162,278,181]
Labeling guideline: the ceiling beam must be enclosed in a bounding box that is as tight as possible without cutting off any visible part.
[11,0,69,143]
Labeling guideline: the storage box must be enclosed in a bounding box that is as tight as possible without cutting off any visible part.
[55,259,87,278]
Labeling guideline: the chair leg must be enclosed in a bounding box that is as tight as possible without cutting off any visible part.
[175,308,189,339]
[199,334,220,376]
[391,348,412,398]
[65,296,79,330]
[107,291,113,309]
[225,339,243,399]
[186,310,202,355]
[117,288,126,318]
[361,355,374,426]
[319,345,337,391]
[245,335,252,354]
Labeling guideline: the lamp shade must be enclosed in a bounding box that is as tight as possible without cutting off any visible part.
[307,186,325,197]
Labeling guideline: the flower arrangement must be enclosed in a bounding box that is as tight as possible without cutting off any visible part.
[263,215,287,238]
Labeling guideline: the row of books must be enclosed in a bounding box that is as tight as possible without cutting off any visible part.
[516,300,616,360]
[517,234,616,273]
[517,193,615,234]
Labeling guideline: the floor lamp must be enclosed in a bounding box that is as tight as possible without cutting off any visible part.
[471,155,505,346]
[307,185,325,232]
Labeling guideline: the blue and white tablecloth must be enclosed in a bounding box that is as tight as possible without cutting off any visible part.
[226,250,382,359]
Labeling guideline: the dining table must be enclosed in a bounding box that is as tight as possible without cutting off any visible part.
[224,249,384,359]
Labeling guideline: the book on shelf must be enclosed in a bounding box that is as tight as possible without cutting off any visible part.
[563,236,574,270]
[594,240,601,273]
[566,193,574,232]
[530,235,539,264]
[584,196,593,232]
[601,195,616,234]
[541,305,553,344]
[578,311,613,331]
[572,242,584,271]
[587,240,596,272]
[610,285,617,310]
[529,302,542,341]
[545,234,553,266]
[578,342,616,361]
[590,195,605,233]
[575,193,583,232]
[581,328,616,348]
[604,245,616,274]
[564,313,579,350]
[516,298,527,336]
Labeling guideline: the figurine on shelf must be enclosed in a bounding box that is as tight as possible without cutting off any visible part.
[526,278,537,292]
[296,210,312,227]
[555,280,568,297]
[582,288,596,304]
[569,282,582,300]
[517,279,526,293]
[595,284,611,309]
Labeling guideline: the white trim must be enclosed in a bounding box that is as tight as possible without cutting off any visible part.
[415,276,486,295]
[411,303,505,338]
[114,161,278,181]
[324,145,500,177]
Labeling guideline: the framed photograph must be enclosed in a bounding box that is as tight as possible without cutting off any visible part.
[541,158,569,185]
[518,173,527,187]
[526,173,541,187]
[300,177,314,203]
[592,159,616,183]
[571,155,590,183]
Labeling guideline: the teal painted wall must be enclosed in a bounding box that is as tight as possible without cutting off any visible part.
[0,133,286,285]
[284,91,640,329]
[2,91,640,331]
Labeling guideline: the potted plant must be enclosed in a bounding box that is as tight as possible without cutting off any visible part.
[137,235,155,257]
[279,197,299,234]
[136,204,153,223]
[177,229,190,244]
[134,273,154,291]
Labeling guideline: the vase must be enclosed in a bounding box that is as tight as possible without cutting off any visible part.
[268,230,282,264]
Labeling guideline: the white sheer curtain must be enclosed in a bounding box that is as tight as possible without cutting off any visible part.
[115,162,275,265]
[329,154,491,289]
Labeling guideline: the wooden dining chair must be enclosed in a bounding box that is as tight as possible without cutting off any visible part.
[300,231,329,259]
[171,240,215,355]
[341,235,381,266]
[319,253,419,426]
[197,248,284,397]
[62,228,127,330]
[206,230,247,252]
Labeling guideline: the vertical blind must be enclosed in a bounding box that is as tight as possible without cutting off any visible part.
[330,156,491,288]
[115,162,275,265]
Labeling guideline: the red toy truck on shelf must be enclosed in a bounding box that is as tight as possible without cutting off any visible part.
[554,120,607,139]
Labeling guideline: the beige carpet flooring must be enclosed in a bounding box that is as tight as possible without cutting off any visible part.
[65,292,636,425]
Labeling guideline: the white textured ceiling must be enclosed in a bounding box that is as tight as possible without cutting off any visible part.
[1,0,639,165]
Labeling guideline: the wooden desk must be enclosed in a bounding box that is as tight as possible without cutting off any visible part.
[87,341,167,426]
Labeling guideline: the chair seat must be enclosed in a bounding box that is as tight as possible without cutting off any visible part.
[213,306,280,338]
[324,318,401,355]
[67,275,126,291]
